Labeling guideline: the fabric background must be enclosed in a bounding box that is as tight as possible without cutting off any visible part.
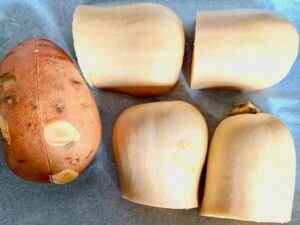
[0,0,299,224]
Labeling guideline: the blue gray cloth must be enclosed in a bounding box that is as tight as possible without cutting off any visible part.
[0,0,299,224]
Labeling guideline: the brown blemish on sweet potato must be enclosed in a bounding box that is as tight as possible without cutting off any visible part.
[51,169,79,184]
[65,157,72,165]
[85,150,93,159]
[4,93,19,105]
[54,84,65,91]
[54,99,65,113]
[54,55,67,60]
[69,78,82,85]
[0,72,17,90]
[43,55,67,61]
[31,103,38,110]
[37,43,51,47]
[17,159,26,164]
[2,51,15,60]
[81,103,94,117]
[65,157,80,166]
[0,116,11,145]
[30,127,39,135]
[26,122,32,128]
[64,142,73,149]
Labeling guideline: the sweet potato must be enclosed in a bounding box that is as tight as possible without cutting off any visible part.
[0,39,101,184]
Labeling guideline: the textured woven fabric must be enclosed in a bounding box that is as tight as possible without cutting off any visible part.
[0,0,299,224]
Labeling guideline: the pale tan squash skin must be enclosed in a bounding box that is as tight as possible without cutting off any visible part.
[113,101,208,209]
[72,3,185,97]
[0,39,101,184]
[201,103,296,223]
[191,9,299,91]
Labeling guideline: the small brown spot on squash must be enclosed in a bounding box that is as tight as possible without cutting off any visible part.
[179,139,189,150]
[26,122,32,128]
[51,169,79,184]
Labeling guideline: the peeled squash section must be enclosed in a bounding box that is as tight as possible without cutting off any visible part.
[113,101,208,209]
[201,102,296,223]
[72,3,185,97]
[191,9,299,91]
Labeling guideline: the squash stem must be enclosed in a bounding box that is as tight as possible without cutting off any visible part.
[229,101,260,116]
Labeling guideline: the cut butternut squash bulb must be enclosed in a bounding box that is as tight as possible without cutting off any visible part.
[113,101,208,209]
[191,9,299,91]
[73,3,185,97]
[201,102,296,223]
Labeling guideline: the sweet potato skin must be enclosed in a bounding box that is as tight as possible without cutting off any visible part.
[0,39,101,183]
